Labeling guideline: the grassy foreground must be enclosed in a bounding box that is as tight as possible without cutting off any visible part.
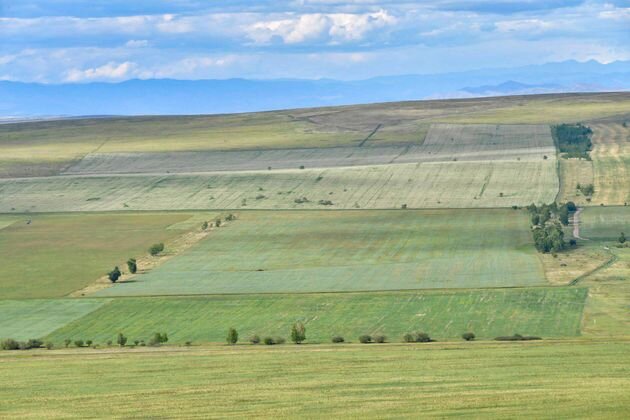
[1,340,628,418]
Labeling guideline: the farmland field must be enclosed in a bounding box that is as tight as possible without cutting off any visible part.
[0,159,558,211]
[557,158,594,204]
[0,299,109,340]
[43,288,587,344]
[0,213,195,298]
[579,206,629,241]
[1,340,628,418]
[94,209,546,296]
[590,123,630,206]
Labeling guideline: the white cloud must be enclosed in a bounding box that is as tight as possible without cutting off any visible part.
[246,9,397,45]
[65,61,138,82]
[125,39,149,48]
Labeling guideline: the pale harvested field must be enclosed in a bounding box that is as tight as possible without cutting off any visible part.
[63,124,554,175]
[557,158,594,204]
[591,123,630,205]
[0,159,558,212]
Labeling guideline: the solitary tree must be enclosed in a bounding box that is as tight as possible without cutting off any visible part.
[226,328,238,345]
[620,232,626,244]
[126,258,137,274]
[290,322,306,344]
[117,332,127,347]
[201,221,209,230]
[462,332,476,341]
[108,266,122,283]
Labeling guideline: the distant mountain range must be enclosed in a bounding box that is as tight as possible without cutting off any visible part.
[1,60,628,117]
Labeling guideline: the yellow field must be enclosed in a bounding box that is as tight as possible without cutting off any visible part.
[557,158,594,205]
[591,123,630,205]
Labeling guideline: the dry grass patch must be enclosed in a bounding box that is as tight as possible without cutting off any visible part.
[590,123,630,206]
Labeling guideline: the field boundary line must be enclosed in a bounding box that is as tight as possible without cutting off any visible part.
[568,249,618,286]
[358,123,382,147]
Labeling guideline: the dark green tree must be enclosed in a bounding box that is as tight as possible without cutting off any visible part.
[226,328,238,345]
[108,266,122,283]
[126,258,137,274]
[290,322,306,344]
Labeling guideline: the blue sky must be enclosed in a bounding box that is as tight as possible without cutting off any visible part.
[0,0,628,83]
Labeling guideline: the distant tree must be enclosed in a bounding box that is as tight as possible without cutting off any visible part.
[403,333,415,343]
[226,328,238,345]
[86,340,93,347]
[359,335,372,344]
[108,266,121,283]
[249,335,260,344]
[45,342,54,350]
[117,333,127,347]
[619,232,627,244]
[74,340,84,348]
[126,258,137,274]
[215,218,222,228]
[290,322,306,344]
[201,221,209,230]
[149,243,165,256]
[149,332,168,346]
[462,332,475,341]
[64,339,71,348]
[331,336,344,343]
[566,201,577,212]
[373,335,386,343]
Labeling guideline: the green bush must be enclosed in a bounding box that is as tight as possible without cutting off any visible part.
[359,335,372,344]
[117,333,127,347]
[45,342,54,350]
[201,221,209,230]
[149,332,169,346]
[403,333,415,343]
[74,340,84,348]
[495,334,542,341]
[619,232,626,244]
[86,340,93,347]
[373,335,386,343]
[1,338,20,350]
[462,332,475,341]
[64,339,71,348]
[149,243,165,256]
[331,336,344,343]
[290,322,306,344]
[127,258,137,274]
[249,335,260,345]
[226,328,238,345]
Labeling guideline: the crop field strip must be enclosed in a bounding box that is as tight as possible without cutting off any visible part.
[579,206,629,241]
[590,123,630,205]
[63,123,554,175]
[0,287,584,344]
[0,212,196,298]
[92,209,546,296]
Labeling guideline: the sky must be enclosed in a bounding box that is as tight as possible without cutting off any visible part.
[0,0,628,83]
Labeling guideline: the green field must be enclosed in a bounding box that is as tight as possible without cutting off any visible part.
[0,299,109,340]
[94,209,545,296]
[1,340,628,418]
[0,212,193,298]
[42,288,587,344]
[580,206,629,241]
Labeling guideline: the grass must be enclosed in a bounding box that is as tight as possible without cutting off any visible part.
[45,288,587,344]
[0,159,558,212]
[591,123,630,206]
[1,340,628,418]
[579,206,629,241]
[557,158,594,205]
[0,299,109,340]
[0,212,195,298]
[94,209,546,296]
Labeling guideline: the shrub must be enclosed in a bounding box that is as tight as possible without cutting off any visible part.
[401,204,407,209]
[106,340,112,346]
[275,337,286,345]
[117,333,127,347]
[45,342,54,350]
[249,335,260,345]
[331,336,344,343]
[215,218,222,227]
[134,340,140,346]
[566,201,577,212]
[1,338,20,350]
[359,335,372,344]
[149,332,169,346]
[373,335,386,343]
[619,232,626,244]
[495,334,542,341]
[299,165,305,169]
[64,339,71,348]
[462,332,475,341]
[149,243,165,256]
[415,332,432,343]
[225,214,236,221]
[201,221,209,230]
[263,337,275,345]
[108,266,121,283]
[290,322,306,344]
[185,341,192,346]
[226,328,238,345]
[27,339,43,348]
[569,239,577,246]
[403,333,415,343]
[74,340,84,348]
[126,258,137,274]
[318,200,333,206]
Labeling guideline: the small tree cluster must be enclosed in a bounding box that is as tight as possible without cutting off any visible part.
[403,332,432,343]
[149,332,168,346]
[149,243,165,256]
[527,203,568,253]
[462,332,475,341]
[263,337,285,345]
[2,338,43,350]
